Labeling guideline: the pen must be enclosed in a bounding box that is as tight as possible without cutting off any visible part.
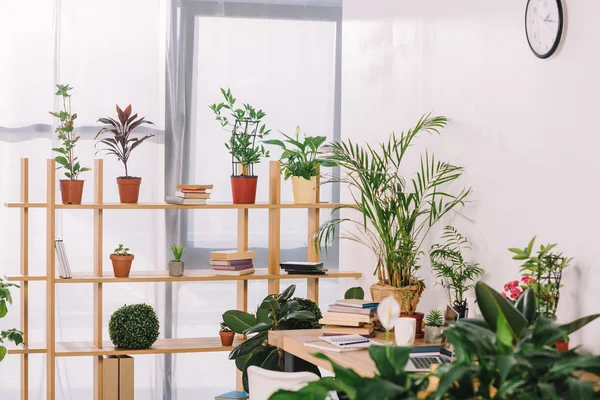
[339,340,370,346]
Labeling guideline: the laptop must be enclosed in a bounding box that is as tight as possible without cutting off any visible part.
[405,345,454,372]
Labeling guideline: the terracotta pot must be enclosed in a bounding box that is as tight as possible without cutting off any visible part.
[231,176,258,204]
[291,176,317,204]
[110,254,134,278]
[555,339,569,352]
[168,260,184,277]
[59,179,84,205]
[219,331,235,346]
[402,312,425,339]
[370,283,424,314]
[117,177,141,203]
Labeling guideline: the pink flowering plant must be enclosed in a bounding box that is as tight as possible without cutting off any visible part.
[508,236,571,319]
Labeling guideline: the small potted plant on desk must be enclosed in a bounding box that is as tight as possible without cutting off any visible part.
[264,126,337,204]
[219,321,235,347]
[313,114,471,338]
[209,88,270,204]
[110,244,134,278]
[169,244,185,277]
[50,84,91,204]
[429,226,484,319]
[424,309,444,344]
[95,105,155,203]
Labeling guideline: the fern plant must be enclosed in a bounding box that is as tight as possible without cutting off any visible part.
[313,114,471,299]
[429,226,484,318]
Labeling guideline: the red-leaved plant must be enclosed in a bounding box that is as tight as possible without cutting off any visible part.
[95,105,154,178]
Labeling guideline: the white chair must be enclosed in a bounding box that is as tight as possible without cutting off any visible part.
[247,366,320,400]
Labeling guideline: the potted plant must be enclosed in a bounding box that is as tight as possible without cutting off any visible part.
[264,126,337,204]
[108,304,159,349]
[0,278,25,362]
[509,236,572,350]
[50,84,91,205]
[219,321,235,346]
[169,244,185,277]
[314,114,471,316]
[209,88,270,204]
[110,244,134,278]
[95,105,155,203]
[429,226,484,319]
[424,309,444,344]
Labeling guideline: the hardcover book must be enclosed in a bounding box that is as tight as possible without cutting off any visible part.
[328,305,377,315]
[210,250,257,261]
[210,259,254,266]
[211,264,254,271]
[334,299,378,309]
[213,268,255,276]
[174,190,211,199]
[165,196,207,205]
[177,184,214,190]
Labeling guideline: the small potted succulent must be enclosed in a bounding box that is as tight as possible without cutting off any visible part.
[169,244,185,277]
[110,244,134,278]
[209,88,270,204]
[424,309,444,344]
[95,105,155,203]
[50,84,91,204]
[219,321,235,346]
[264,126,337,204]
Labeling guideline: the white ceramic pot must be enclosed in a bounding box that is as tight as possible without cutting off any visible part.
[291,176,317,204]
[424,326,443,344]
[394,317,416,346]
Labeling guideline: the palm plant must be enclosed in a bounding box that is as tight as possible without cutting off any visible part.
[313,114,471,310]
[429,226,484,318]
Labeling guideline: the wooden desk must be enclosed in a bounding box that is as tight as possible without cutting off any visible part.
[268,329,430,377]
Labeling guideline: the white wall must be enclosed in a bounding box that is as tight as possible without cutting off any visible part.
[340,0,600,351]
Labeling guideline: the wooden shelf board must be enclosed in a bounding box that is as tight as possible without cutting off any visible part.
[7,343,47,355]
[9,337,244,357]
[6,202,348,210]
[4,274,47,282]
[54,269,361,283]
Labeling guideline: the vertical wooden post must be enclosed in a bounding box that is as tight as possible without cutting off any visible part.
[307,171,321,303]
[20,159,29,400]
[268,161,281,295]
[235,208,249,391]
[93,159,104,400]
[46,159,56,400]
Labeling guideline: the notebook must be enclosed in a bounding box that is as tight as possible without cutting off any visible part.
[334,299,378,309]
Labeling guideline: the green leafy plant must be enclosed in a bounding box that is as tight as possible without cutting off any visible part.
[113,244,130,256]
[344,287,365,300]
[0,278,25,362]
[284,297,323,330]
[209,88,270,176]
[222,285,317,392]
[429,226,484,318]
[313,114,471,311]
[170,244,184,262]
[108,304,159,349]
[508,236,571,319]
[50,84,91,180]
[424,310,444,327]
[95,105,155,178]
[220,321,232,333]
[264,126,337,180]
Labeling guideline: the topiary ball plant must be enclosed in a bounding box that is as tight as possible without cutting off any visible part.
[108,304,160,349]
[286,298,323,330]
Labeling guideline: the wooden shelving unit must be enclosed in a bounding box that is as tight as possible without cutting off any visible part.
[6,158,361,400]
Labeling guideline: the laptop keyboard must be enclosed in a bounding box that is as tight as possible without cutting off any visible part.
[410,356,446,369]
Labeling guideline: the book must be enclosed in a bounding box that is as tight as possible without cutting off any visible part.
[280,261,324,268]
[174,190,211,199]
[319,334,374,348]
[103,356,119,400]
[214,268,255,276]
[165,196,207,205]
[211,264,254,271]
[318,318,364,327]
[304,340,370,352]
[322,324,374,336]
[324,312,374,323]
[177,184,214,190]
[334,299,378,309]
[55,239,71,279]
[215,391,249,400]
[210,250,257,261]
[285,270,326,275]
[209,259,254,266]
[118,355,134,400]
[180,188,207,193]
[328,305,377,315]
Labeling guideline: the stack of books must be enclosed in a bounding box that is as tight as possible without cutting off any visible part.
[210,250,256,276]
[319,299,379,337]
[280,261,325,275]
[166,184,213,205]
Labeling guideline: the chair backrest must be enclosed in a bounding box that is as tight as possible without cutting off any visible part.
[247,366,319,400]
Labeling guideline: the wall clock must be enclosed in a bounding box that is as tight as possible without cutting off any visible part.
[525,0,564,59]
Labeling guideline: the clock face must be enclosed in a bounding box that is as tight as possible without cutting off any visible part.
[525,0,563,58]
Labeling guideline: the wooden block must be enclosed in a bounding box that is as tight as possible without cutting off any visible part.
[102,356,119,400]
[118,355,134,400]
